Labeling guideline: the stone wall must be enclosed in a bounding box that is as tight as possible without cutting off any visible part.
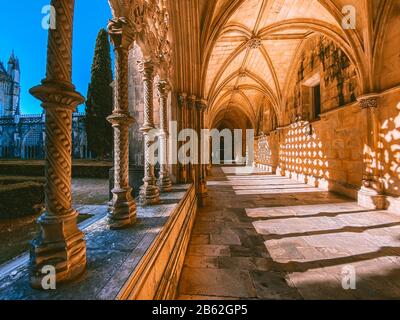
[284,35,358,124]
[256,101,365,199]
[378,88,400,199]
[255,35,364,199]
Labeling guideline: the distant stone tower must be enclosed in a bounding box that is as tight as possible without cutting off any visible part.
[0,51,21,116]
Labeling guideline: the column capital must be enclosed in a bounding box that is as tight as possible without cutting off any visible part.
[196,99,208,111]
[107,17,135,50]
[157,80,171,97]
[137,59,156,79]
[187,95,197,108]
[357,93,380,109]
[177,92,187,108]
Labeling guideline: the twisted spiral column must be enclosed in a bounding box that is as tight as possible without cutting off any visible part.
[139,60,160,205]
[29,0,86,289]
[107,18,137,229]
[157,80,173,192]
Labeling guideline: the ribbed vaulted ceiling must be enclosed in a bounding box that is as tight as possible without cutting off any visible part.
[204,0,344,128]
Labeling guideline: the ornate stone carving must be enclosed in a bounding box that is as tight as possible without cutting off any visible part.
[107,0,172,207]
[139,60,160,205]
[127,0,171,65]
[246,37,262,49]
[157,80,173,192]
[108,17,135,51]
[239,71,247,79]
[107,16,137,229]
[358,94,379,109]
[28,0,86,289]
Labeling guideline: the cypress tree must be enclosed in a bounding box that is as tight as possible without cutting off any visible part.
[85,28,113,160]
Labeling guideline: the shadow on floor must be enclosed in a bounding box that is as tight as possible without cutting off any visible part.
[177,166,400,300]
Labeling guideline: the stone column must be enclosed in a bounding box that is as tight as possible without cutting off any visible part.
[157,80,173,192]
[246,137,253,167]
[177,93,187,183]
[107,18,136,229]
[139,60,160,205]
[187,95,196,182]
[357,93,386,209]
[196,99,209,206]
[29,0,86,288]
[276,127,286,176]
[207,135,213,176]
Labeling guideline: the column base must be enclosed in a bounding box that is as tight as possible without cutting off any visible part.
[140,180,160,205]
[159,173,173,193]
[29,210,86,289]
[358,186,388,210]
[109,166,144,200]
[109,188,137,229]
[198,181,209,207]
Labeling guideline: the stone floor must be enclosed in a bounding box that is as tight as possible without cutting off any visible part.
[177,166,400,300]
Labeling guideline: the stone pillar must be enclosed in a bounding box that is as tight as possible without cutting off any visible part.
[107,18,137,229]
[276,127,286,176]
[357,93,386,209]
[139,60,160,205]
[157,80,173,192]
[207,131,213,176]
[196,99,209,207]
[246,129,255,167]
[29,0,86,288]
[187,95,196,182]
[177,93,187,183]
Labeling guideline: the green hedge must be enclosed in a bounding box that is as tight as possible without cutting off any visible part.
[0,176,45,186]
[0,182,45,219]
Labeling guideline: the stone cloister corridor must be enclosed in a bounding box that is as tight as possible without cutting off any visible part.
[178,166,400,300]
[1,0,400,301]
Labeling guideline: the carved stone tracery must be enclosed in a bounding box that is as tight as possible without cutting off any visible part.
[108,0,172,207]
[107,17,137,229]
[139,60,161,205]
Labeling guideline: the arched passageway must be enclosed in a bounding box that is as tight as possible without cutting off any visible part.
[5,0,399,300]
[176,0,400,300]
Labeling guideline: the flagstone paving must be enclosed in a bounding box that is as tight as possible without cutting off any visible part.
[177,166,400,300]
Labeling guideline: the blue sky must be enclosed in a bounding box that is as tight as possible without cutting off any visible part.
[0,0,113,114]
